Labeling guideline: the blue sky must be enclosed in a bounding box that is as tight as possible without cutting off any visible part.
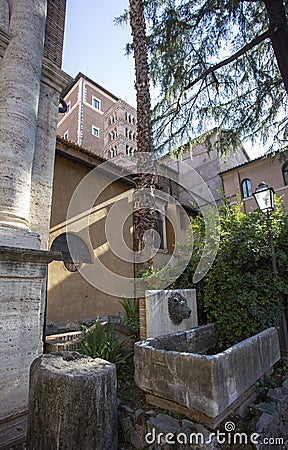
[62,0,136,106]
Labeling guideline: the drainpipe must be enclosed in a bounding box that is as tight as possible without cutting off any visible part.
[77,76,85,146]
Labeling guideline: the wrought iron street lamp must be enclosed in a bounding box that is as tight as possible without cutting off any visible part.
[253,181,288,357]
[253,182,277,274]
[253,181,275,215]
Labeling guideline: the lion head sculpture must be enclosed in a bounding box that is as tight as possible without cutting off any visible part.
[168,292,191,325]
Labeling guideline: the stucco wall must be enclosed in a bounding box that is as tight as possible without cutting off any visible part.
[162,134,249,208]
[222,152,288,214]
[58,106,79,143]
[47,154,135,326]
[57,76,117,153]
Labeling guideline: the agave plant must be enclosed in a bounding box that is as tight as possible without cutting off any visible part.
[78,317,132,370]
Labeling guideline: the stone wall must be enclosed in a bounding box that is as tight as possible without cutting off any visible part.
[0,0,68,446]
[0,249,57,448]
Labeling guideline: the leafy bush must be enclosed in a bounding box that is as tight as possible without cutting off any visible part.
[255,375,277,401]
[120,298,140,339]
[142,197,288,349]
[78,317,131,370]
[181,198,288,348]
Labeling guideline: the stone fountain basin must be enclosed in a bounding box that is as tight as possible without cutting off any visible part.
[134,324,280,427]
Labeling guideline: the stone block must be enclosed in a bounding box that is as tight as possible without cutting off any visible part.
[0,250,53,448]
[256,412,283,450]
[135,325,280,427]
[145,289,198,338]
[250,402,279,418]
[27,352,118,450]
[146,414,181,449]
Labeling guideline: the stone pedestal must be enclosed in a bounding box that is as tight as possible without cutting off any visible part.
[143,289,198,339]
[27,352,118,450]
[0,247,58,448]
[0,0,69,447]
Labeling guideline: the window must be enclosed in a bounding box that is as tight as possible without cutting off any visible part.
[241,178,252,198]
[92,96,100,110]
[110,147,117,158]
[125,128,133,140]
[125,145,134,156]
[50,233,91,272]
[283,162,288,185]
[109,113,117,124]
[109,128,117,141]
[154,211,165,250]
[63,130,69,140]
[125,112,134,124]
[92,126,99,137]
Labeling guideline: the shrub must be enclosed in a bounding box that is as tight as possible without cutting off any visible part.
[178,198,288,348]
[142,197,288,349]
[120,298,140,339]
[78,317,131,370]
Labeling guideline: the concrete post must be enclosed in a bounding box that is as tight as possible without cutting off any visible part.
[0,0,47,234]
[27,352,118,450]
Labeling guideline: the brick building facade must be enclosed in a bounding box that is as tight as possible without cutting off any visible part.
[57,72,137,160]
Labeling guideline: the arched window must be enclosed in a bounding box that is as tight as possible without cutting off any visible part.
[110,146,117,158]
[51,233,91,272]
[283,162,288,185]
[241,178,252,199]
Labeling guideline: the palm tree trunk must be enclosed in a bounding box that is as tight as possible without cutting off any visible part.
[129,0,155,270]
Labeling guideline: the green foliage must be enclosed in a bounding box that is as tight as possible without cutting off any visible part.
[120,298,140,339]
[145,197,288,348]
[78,317,131,370]
[276,359,287,376]
[255,375,277,401]
[118,0,288,155]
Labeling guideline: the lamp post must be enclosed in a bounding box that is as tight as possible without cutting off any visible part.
[253,181,288,357]
[253,182,277,275]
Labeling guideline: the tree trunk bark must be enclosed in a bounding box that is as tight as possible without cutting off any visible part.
[129,0,155,274]
[265,0,288,94]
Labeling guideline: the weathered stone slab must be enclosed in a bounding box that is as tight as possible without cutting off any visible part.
[0,251,53,448]
[27,352,118,450]
[135,325,280,428]
[145,289,198,338]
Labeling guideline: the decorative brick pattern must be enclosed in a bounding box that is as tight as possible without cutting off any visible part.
[43,0,67,68]
[139,297,147,340]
